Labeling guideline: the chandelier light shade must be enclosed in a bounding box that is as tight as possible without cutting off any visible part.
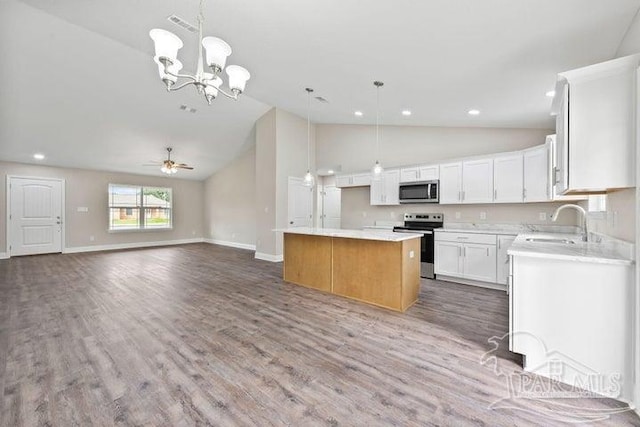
[371,81,385,181]
[201,36,232,72]
[149,0,250,105]
[303,87,315,188]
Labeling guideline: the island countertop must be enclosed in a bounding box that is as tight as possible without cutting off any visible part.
[276,227,422,242]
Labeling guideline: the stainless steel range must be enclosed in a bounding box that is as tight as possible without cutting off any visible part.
[393,213,444,279]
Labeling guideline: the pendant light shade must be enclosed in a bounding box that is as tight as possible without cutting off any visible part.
[154,56,183,84]
[201,36,232,71]
[226,65,251,93]
[303,88,315,187]
[149,29,183,65]
[371,81,384,181]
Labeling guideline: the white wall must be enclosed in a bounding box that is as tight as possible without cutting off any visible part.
[204,145,256,247]
[255,109,278,256]
[617,10,640,57]
[0,161,204,253]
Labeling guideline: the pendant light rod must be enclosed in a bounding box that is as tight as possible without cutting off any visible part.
[306,88,313,171]
[374,81,383,162]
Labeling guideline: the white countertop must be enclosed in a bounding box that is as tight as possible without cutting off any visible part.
[508,233,634,266]
[438,227,520,236]
[276,227,421,242]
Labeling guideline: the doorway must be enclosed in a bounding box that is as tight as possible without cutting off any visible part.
[7,176,65,256]
[287,177,313,227]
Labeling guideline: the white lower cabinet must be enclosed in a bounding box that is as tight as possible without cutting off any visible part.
[434,231,497,284]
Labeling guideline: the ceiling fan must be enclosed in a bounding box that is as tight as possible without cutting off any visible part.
[145,147,194,174]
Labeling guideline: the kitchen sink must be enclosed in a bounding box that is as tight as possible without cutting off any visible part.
[525,237,576,244]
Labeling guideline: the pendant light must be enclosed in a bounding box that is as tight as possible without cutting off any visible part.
[303,88,315,187]
[371,81,384,181]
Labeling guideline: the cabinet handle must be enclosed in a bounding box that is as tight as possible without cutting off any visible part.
[553,167,560,184]
[494,189,497,200]
[458,191,461,201]
[462,191,465,201]
[498,239,501,250]
[486,247,489,256]
[458,246,462,257]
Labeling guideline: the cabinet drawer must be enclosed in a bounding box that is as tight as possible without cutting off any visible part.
[434,231,497,245]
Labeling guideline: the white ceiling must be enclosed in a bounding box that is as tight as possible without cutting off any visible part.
[1,0,639,179]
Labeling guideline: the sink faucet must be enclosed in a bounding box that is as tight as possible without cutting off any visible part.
[552,204,588,242]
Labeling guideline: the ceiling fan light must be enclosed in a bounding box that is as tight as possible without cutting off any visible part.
[303,170,315,187]
[202,36,232,72]
[154,56,183,83]
[226,65,250,93]
[149,29,183,65]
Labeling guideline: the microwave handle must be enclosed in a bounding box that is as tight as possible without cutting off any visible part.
[427,183,431,198]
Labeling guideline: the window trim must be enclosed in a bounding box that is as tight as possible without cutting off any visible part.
[108,184,173,232]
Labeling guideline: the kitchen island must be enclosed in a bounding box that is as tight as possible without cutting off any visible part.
[279,228,422,312]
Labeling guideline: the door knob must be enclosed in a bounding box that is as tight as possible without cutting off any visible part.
[289,221,294,225]
[56,221,61,224]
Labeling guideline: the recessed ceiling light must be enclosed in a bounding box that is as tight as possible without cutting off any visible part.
[33,153,45,160]
[327,169,334,174]
[546,90,556,98]
[354,111,363,117]
[468,109,480,116]
[401,110,412,116]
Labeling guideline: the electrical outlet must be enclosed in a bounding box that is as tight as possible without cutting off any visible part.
[192,230,196,236]
[77,207,89,213]
[89,235,95,242]
[455,212,461,219]
[409,250,415,258]
[264,206,269,213]
[362,211,367,218]
[539,212,547,221]
[480,212,487,220]
[231,232,236,239]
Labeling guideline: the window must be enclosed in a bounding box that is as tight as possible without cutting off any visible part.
[108,184,172,231]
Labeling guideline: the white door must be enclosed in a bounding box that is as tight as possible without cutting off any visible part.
[523,145,549,202]
[434,241,463,276]
[9,177,64,256]
[439,162,462,204]
[493,154,524,203]
[287,177,313,227]
[322,185,341,229]
[462,159,494,203]
[463,243,497,282]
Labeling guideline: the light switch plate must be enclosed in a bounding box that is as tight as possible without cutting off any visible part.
[480,212,487,220]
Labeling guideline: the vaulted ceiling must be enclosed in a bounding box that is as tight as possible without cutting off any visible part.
[1,0,639,179]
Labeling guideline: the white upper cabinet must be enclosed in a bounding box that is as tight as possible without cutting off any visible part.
[439,162,463,204]
[552,54,639,194]
[493,153,524,203]
[336,172,371,188]
[400,165,439,183]
[523,144,549,202]
[370,169,400,205]
[462,159,494,204]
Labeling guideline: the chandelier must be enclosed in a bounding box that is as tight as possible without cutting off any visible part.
[149,0,250,105]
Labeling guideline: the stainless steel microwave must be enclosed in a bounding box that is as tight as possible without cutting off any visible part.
[398,180,439,204]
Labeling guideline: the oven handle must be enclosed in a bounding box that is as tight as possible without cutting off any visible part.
[394,230,433,235]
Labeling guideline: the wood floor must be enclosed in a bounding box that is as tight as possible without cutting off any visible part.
[0,243,637,426]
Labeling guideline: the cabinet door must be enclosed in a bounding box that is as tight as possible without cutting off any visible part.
[463,243,497,283]
[400,167,420,183]
[383,169,400,205]
[352,173,371,187]
[497,236,516,285]
[494,154,524,203]
[434,241,463,277]
[523,145,549,202]
[439,162,463,204]
[335,175,352,188]
[462,159,494,204]
[370,177,385,205]
[418,165,439,181]
[555,83,569,195]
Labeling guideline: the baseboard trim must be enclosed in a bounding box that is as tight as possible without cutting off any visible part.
[204,239,256,251]
[436,275,507,292]
[255,252,283,262]
[63,238,205,254]
[0,252,8,260]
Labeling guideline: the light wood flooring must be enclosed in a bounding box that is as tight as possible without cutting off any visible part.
[0,243,638,426]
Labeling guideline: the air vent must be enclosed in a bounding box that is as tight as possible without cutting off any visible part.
[179,104,197,113]
[315,96,329,104]
[167,15,198,33]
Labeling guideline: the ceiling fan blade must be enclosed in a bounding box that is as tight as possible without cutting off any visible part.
[175,164,194,170]
[143,162,163,166]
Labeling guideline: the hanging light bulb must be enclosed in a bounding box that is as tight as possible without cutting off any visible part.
[303,88,315,187]
[371,81,384,181]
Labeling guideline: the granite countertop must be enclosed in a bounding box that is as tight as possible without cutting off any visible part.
[276,227,422,242]
[508,233,634,266]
